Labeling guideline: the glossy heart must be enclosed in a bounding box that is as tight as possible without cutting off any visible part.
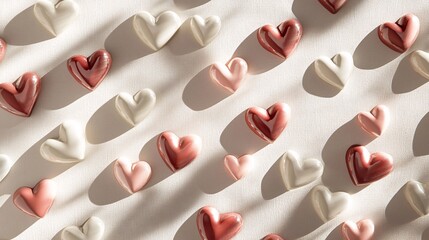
[378,13,420,53]
[210,57,248,93]
[33,0,79,36]
[67,49,112,91]
[0,38,6,63]
[115,88,156,126]
[346,145,393,186]
[357,105,390,137]
[311,185,350,222]
[245,102,291,143]
[40,120,86,163]
[190,15,221,47]
[315,52,353,90]
[404,180,429,216]
[318,0,347,14]
[197,206,243,240]
[113,158,152,194]
[0,154,12,182]
[0,72,41,117]
[61,216,105,240]
[13,179,57,218]
[263,234,285,240]
[157,131,202,172]
[410,50,429,80]
[341,219,375,240]
[280,150,324,190]
[224,155,254,181]
[133,11,181,51]
[257,18,303,59]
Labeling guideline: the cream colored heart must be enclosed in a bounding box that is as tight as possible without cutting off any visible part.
[314,52,353,90]
[133,11,181,51]
[61,216,104,240]
[115,88,156,126]
[33,0,79,36]
[311,185,351,222]
[40,120,86,163]
[280,151,324,190]
[404,180,429,216]
[190,15,221,47]
[0,154,12,183]
[410,50,429,80]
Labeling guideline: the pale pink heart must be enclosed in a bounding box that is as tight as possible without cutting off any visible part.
[113,159,152,194]
[209,57,248,93]
[223,155,254,181]
[357,105,390,137]
[341,219,375,240]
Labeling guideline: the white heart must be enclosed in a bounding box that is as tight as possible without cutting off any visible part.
[40,120,86,163]
[133,11,181,51]
[190,15,221,47]
[33,0,79,36]
[0,154,12,183]
[61,216,105,240]
[404,180,429,216]
[280,151,324,190]
[410,50,429,80]
[115,88,156,126]
[311,185,351,222]
[314,52,353,90]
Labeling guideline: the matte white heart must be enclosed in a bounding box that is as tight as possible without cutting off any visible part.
[33,0,79,36]
[0,154,12,182]
[314,52,353,90]
[190,15,221,46]
[405,180,429,216]
[115,88,156,126]
[61,216,104,240]
[311,185,351,222]
[410,50,429,80]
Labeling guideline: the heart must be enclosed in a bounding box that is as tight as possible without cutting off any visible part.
[311,185,350,222]
[157,131,202,172]
[67,49,112,91]
[280,150,324,190]
[115,88,156,126]
[133,11,181,51]
[0,38,6,63]
[0,72,41,117]
[61,216,105,240]
[357,104,390,137]
[40,120,86,163]
[410,50,429,80]
[33,0,79,36]
[318,0,348,14]
[245,102,291,143]
[257,18,303,59]
[404,180,429,216]
[346,145,393,186]
[196,206,243,240]
[113,158,152,194]
[378,13,420,53]
[13,179,57,218]
[263,234,285,240]
[209,57,248,93]
[0,154,12,183]
[341,219,375,240]
[190,15,221,47]
[223,155,254,181]
[314,52,353,90]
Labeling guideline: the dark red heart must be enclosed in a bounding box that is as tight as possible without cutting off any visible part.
[378,13,420,53]
[257,19,303,59]
[197,206,243,240]
[0,38,6,63]
[346,145,393,186]
[318,0,347,14]
[0,72,41,117]
[67,49,112,91]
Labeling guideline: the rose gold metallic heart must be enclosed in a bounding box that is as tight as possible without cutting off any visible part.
[197,206,243,240]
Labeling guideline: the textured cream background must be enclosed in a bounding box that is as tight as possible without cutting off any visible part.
[1,0,429,239]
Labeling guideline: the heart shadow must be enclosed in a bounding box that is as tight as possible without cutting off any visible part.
[220,110,269,156]
[0,196,39,239]
[392,52,428,94]
[413,112,429,157]
[173,0,210,10]
[385,183,419,225]
[325,222,343,240]
[353,27,401,70]
[321,117,375,194]
[168,18,204,56]
[173,210,200,240]
[302,62,342,98]
[260,155,287,200]
[182,65,231,111]
[0,108,27,129]
[4,5,54,46]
